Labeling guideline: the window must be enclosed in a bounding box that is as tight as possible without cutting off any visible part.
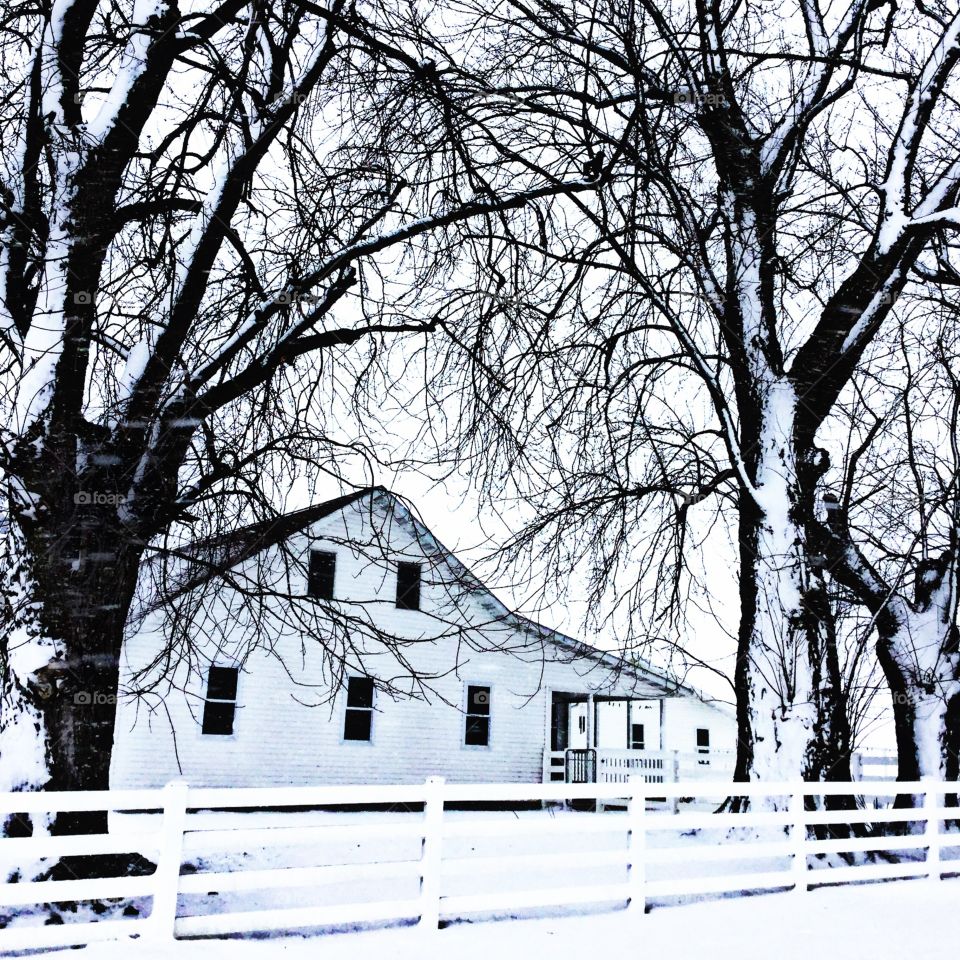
[396,562,421,610]
[308,550,336,600]
[465,684,491,746]
[631,723,645,750]
[201,666,238,736]
[696,727,710,764]
[343,676,374,741]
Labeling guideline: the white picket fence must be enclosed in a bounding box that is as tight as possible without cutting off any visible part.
[0,778,956,952]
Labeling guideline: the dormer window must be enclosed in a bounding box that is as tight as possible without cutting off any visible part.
[308,550,336,600]
[396,561,421,610]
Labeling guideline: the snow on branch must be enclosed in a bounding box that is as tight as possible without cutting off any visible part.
[879,10,960,254]
[759,0,869,180]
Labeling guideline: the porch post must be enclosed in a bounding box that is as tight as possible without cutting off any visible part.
[544,687,553,751]
[586,693,595,748]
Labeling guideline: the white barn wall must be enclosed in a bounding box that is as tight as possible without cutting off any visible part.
[661,697,738,755]
[111,493,699,790]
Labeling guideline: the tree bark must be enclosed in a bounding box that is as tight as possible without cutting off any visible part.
[877,613,960,812]
[1,497,141,835]
[821,524,960,809]
[733,382,852,795]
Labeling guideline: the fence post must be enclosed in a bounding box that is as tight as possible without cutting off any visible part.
[924,778,941,883]
[850,752,863,781]
[670,752,680,814]
[420,776,444,932]
[150,779,189,941]
[627,775,646,918]
[790,788,807,894]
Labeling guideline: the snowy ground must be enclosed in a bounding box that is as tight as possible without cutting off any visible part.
[63,879,960,960]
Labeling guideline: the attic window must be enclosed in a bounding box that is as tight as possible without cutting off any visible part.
[308,550,336,600]
[201,666,238,736]
[396,562,421,610]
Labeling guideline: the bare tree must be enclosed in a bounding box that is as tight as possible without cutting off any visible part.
[822,314,960,789]
[0,0,593,823]
[398,0,960,789]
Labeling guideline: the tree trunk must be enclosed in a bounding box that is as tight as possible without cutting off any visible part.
[0,505,140,837]
[877,613,960,814]
[733,381,851,798]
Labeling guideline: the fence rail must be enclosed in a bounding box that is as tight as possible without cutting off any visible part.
[0,778,955,951]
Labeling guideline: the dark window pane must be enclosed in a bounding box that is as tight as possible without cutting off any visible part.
[465,715,489,746]
[309,550,336,600]
[696,728,710,748]
[631,723,645,750]
[344,708,372,741]
[396,562,421,610]
[202,700,236,736]
[206,666,238,701]
[346,676,374,709]
[467,685,490,716]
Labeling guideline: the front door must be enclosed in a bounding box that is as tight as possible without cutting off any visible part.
[568,702,589,748]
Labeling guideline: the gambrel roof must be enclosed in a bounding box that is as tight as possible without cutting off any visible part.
[136,486,725,706]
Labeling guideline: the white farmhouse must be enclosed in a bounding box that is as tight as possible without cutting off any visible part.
[110,488,736,789]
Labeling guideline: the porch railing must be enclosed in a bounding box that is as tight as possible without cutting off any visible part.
[542,748,736,785]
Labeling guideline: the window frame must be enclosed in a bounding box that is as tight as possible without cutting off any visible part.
[462,682,492,749]
[340,674,376,745]
[200,664,240,739]
[395,561,422,611]
[696,727,710,764]
[308,548,337,601]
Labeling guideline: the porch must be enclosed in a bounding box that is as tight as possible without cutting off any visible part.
[543,689,735,785]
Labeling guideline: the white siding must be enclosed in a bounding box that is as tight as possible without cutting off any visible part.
[661,697,738,755]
